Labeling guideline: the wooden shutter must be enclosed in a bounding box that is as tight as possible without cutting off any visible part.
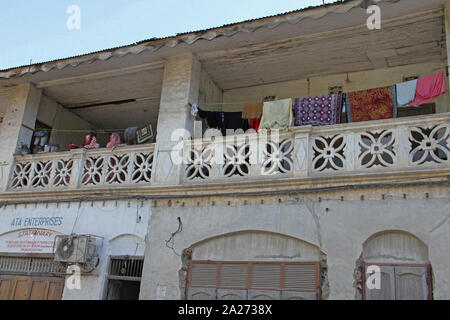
[394,266,428,300]
[251,264,281,289]
[365,265,395,300]
[217,289,247,300]
[220,264,248,288]
[283,264,317,290]
[0,275,64,300]
[187,288,216,300]
[29,278,48,300]
[0,276,14,300]
[189,263,218,287]
[248,289,281,300]
[45,278,64,300]
[188,262,320,301]
[11,277,30,300]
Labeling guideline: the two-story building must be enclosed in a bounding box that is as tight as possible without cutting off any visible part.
[0,0,449,300]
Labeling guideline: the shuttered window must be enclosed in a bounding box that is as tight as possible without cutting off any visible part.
[251,264,281,289]
[188,261,320,300]
[363,264,431,300]
[284,264,317,290]
[220,264,248,288]
[190,263,218,287]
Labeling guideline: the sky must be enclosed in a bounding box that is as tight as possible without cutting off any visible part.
[0,0,334,70]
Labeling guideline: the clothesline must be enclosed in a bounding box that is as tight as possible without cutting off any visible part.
[30,128,130,133]
[196,67,448,107]
[23,68,449,135]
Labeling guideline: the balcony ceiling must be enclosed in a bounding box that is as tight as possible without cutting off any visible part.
[199,14,446,91]
[44,12,444,130]
[43,67,164,130]
[0,0,446,130]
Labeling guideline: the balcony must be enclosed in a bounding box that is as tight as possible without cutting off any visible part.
[4,112,450,194]
[182,112,450,184]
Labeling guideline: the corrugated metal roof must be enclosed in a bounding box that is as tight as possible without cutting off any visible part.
[0,0,367,78]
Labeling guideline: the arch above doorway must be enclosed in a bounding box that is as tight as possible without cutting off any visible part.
[362,230,429,264]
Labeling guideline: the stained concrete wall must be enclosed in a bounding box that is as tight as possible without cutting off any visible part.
[139,188,450,300]
[0,84,42,192]
[153,53,202,185]
[0,90,9,178]
[223,61,450,114]
[199,68,223,106]
[37,95,100,151]
[0,90,8,120]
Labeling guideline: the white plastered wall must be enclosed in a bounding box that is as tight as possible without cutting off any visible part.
[37,95,102,151]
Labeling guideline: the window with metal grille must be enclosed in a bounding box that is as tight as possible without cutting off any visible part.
[188,261,319,292]
[108,257,144,280]
[0,256,66,276]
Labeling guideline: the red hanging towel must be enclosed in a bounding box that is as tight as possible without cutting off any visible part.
[410,71,447,106]
[248,118,261,132]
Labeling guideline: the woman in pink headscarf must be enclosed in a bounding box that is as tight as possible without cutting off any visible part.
[106,133,121,148]
[84,134,100,149]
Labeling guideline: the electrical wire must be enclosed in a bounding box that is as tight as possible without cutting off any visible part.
[165,217,183,257]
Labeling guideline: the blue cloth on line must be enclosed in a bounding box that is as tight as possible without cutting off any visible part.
[396,79,417,107]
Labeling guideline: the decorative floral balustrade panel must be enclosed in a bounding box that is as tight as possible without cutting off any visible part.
[183,132,296,182]
[183,113,450,183]
[8,144,155,191]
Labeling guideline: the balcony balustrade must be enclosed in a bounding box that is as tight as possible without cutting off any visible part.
[5,113,450,193]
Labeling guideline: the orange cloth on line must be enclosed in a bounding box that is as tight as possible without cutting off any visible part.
[410,71,447,106]
[242,102,263,119]
[347,86,393,122]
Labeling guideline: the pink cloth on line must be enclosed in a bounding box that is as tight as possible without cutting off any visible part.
[106,133,121,148]
[410,71,447,106]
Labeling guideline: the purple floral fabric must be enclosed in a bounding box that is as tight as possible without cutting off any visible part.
[293,94,343,127]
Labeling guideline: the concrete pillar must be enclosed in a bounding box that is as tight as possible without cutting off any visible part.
[0,83,42,190]
[445,4,450,77]
[152,53,201,185]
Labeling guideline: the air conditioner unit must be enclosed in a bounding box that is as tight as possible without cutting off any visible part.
[53,234,97,264]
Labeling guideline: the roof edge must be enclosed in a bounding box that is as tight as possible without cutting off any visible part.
[0,0,375,79]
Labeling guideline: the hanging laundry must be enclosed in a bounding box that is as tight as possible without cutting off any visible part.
[137,124,154,144]
[410,71,447,106]
[293,94,343,127]
[259,98,293,130]
[191,103,199,117]
[222,112,249,135]
[396,79,417,107]
[346,86,397,122]
[106,133,121,148]
[248,118,261,132]
[242,102,263,119]
[198,109,223,130]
